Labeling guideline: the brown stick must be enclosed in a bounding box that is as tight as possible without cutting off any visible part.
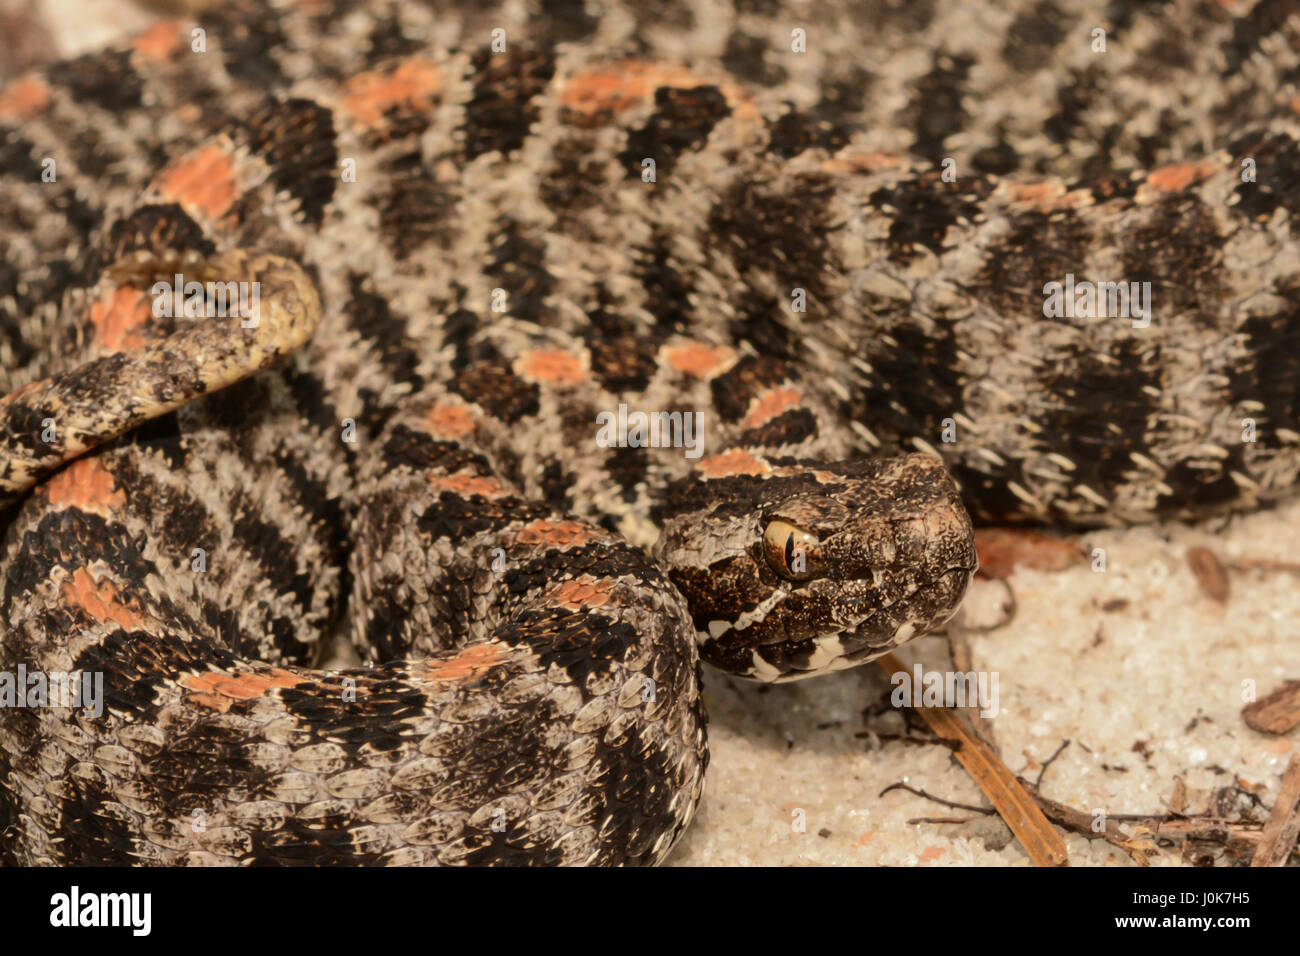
[947,624,1000,754]
[1229,557,1300,575]
[875,652,1070,867]
[1251,754,1300,867]
[1019,779,1158,866]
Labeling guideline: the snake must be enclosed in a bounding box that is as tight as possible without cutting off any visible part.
[0,0,1297,866]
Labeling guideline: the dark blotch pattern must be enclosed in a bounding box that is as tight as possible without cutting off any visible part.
[381,426,493,475]
[707,173,839,307]
[417,492,548,544]
[485,219,554,325]
[721,31,786,86]
[727,289,793,363]
[1119,193,1225,328]
[1037,337,1162,502]
[57,49,143,112]
[848,316,962,445]
[766,108,849,160]
[604,444,649,504]
[586,336,657,394]
[346,273,423,391]
[634,231,694,336]
[530,0,600,43]
[97,203,216,273]
[904,52,973,159]
[737,407,818,448]
[376,159,458,258]
[244,98,339,225]
[364,13,426,64]
[1001,0,1068,73]
[869,171,990,264]
[462,46,557,159]
[1220,0,1295,73]
[1230,130,1300,228]
[448,364,541,424]
[207,0,289,87]
[710,355,793,424]
[1228,279,1300,453]
[975,208,1092,320]
[619,85,730,178]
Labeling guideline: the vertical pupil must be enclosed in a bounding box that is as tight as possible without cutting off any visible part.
[784,532,796,568]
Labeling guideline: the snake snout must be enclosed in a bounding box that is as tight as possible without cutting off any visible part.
[669,453,977,683]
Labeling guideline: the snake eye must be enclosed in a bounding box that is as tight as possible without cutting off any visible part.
[762,520,824,581]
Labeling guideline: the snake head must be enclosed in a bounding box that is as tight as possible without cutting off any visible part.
[655,453,977,681]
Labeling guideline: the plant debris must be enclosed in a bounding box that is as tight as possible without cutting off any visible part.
[1251,755,1300,867]
[1018,780,1159,866]
[974,528,1084,578]
[875,653,1069,867]
[1242,680,1300,735]
[1187,546,1230,602]
[947,625,999,754]
[871,655,1300,867]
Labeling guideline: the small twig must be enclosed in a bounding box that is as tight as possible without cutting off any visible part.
[876,653,1069,867]
[1019,778,1159,867]
[1251,755,1300,867]
[855,731,961,751]
[947,628,976,674]
[1034,739,1071,790]
[908,816,976,826]
[946,622,999,754]
[1149,817,1262,833]
[1228,557,1300,576]
[879,782,994,815]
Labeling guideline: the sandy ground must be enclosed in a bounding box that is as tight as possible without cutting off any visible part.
[16,0,1300,867]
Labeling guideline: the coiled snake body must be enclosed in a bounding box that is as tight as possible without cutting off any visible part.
[0,0,1297,865]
